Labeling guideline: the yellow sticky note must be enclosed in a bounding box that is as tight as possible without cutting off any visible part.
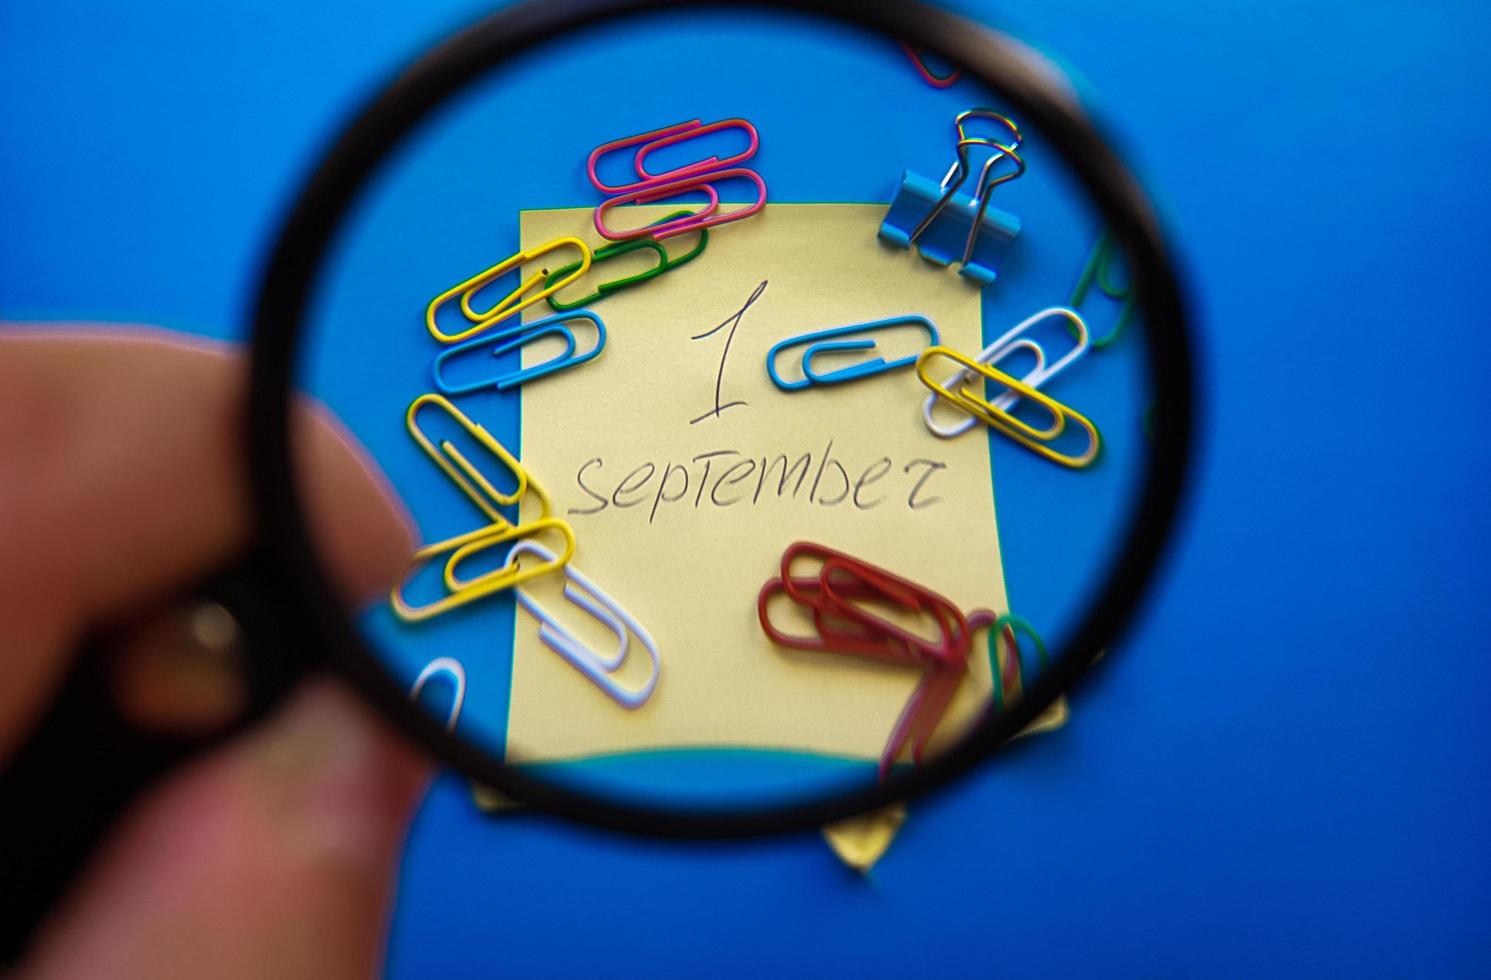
[508,204,1005,765]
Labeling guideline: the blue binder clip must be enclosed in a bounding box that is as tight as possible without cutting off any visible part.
[879,109,1026,285]
[433,310,606,394]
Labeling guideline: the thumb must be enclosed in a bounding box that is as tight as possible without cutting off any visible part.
[19,680,430,980]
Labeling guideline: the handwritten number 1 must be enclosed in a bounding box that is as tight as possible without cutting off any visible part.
[689,279,767,426]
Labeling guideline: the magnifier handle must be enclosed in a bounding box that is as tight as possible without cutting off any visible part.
[0,553,307,966]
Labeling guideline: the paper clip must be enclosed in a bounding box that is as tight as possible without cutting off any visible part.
[899,40,961,88]
[595,168,767,242]
[916,345,1101,468]
[390,473,575,623]
[432,310,606,394]
[406,393,527,523]
[987,613,1046,711]
[588,118,760,194]
[543,217,708,312]
[817,559,972,663]
[1068,230,1135,348]
[879,109,1025,284]
[759,577,928,664]
[508,540,661,709]
[921,307,1089,438]
[589,120,701,193]
[883,643,969,778]
[390,517,576,624]
[426,238,592,344]
[766,316,939,392]
[633,118,760,184]
[441,515,577,597]
[392,402,577,623]
[758,542,995,779]
[763,542,971,664]
[410,657,467,732]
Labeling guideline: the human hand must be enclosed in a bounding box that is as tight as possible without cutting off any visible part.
[1,327,430,978]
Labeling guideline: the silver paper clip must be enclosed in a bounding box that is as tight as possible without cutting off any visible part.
[409,656,467,732]
[509,540,660,709]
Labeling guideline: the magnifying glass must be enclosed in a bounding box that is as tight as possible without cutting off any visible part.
[1,0,1193,956]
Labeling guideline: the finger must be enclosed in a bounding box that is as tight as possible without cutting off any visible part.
[0,326,415,758]
[19,680,431,980]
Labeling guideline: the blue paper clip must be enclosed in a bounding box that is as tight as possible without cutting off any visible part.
[766,316,940,391]
[433,310,606,394]
[879,109,1026,285]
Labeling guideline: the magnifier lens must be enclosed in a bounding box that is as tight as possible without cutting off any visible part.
[282,5,1172,823]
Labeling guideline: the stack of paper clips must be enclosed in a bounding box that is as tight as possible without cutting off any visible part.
[391,395,660,710]
[395,114,784,718]
[748,104,1139,774]
[759,542,1041,780]
[587,118,768,241]
[765,305,1101,469]
[391,394,577,624]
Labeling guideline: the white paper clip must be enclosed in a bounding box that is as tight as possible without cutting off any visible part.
[410,656,467,732]
[509,540,661,709]
[921,306,1090,438]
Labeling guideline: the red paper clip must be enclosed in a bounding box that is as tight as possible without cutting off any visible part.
[759,576,926,664]
[899,40,962,88]
[757,542,997,779]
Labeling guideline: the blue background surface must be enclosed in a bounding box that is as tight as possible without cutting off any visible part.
[3,0,1489,975]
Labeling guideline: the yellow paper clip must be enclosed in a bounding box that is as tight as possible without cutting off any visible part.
[441,474,572,594]
[392,398,577,623]
[425,237,592,344]
[390,483,576,623]
[443,517,577,594]
[407,393,527,524]
[391,520,571,623]
[915,345,1101,468]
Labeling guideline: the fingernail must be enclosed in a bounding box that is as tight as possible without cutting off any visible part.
[247,680,431,878]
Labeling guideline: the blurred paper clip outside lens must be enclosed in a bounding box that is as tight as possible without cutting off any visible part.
[1067,230,1136,348]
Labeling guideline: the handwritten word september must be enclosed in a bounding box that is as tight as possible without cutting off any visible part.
[570,439,948,524]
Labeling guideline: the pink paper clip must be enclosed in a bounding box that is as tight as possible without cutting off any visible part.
[594,168,767,242]
[899,40,962,88]
[633,117,760,184]
[587,119,703,195]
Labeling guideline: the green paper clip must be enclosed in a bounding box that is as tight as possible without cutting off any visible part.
[1067,230,1135,348]
[544,213,708,311]
[988,612,1048,711]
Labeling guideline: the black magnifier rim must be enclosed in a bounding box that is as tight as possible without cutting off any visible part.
[249,0,1194,838]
